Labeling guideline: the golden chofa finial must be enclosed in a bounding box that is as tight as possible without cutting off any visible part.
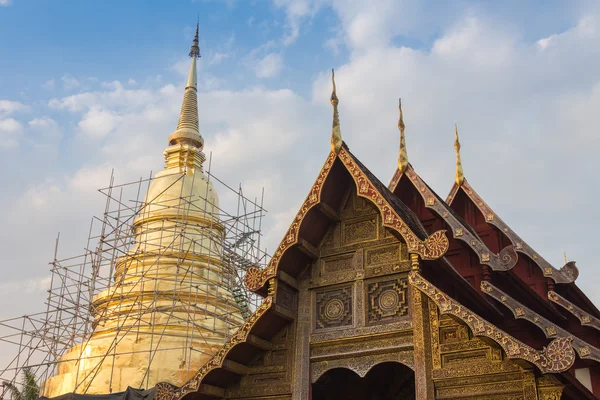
[454,123,465,186]
[330,68,342,154]
[398,98,408,173]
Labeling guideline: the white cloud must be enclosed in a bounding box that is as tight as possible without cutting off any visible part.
[42,79,56,89]
[0,0,10,6]
[29,116,62,142]
[0,99,26,117]
[2,1,600,322]
[61,74,81,90]
[0,118,23,149]
[254,52,283,78]
[78,107,120,138]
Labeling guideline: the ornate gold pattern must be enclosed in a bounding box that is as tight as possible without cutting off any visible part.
[409,272,575,373]
[338,148,449,260]
[367,278,409,323]
[429,298,441,370]
[311,351,414,383]
[481,281,600,362]
[548,290,600,332]
[155,296,274,400]
[316,286,353,329]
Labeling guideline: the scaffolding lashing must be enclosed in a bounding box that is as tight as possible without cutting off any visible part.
[0,164,269,398]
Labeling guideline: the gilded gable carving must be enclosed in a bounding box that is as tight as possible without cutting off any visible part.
[366,277,409,324]
[321,253,354,273]
[315,285,353,330]
[342,216,378,245]
[365,244,403,266]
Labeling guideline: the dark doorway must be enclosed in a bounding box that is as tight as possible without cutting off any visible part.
[312,362,415,400]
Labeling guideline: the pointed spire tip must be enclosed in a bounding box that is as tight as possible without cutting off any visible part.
[398,97,407,173]
[189,22,201,59]
[330,68,342,154]
[454,123,464,186]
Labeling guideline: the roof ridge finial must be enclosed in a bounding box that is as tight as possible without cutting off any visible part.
[190,22,201,59]
[454,123,464,186]
[398,98,408,173]
[330,68,342,154]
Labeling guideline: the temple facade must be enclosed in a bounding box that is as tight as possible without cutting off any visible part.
[152,72,600,399]
[44,28,600,400]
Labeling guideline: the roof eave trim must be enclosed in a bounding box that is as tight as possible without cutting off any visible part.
[409,271,576,374]
[482,281,600,363]
[245,146,450,293]
[155,296,274,400]
[448,180,578,284]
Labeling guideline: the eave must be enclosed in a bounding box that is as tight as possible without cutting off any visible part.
[408,271,577,374]
[244,144,450,294]
[482,281,600,363]
[446,179,579,284]
[155,296,285,400]
[550,290,600,332]
[389,165,518,272]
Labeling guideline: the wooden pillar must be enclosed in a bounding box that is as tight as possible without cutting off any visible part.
[292,279,312,400]
[410,254,434,399]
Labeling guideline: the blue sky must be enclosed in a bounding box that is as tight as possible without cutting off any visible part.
[1,0,600,321]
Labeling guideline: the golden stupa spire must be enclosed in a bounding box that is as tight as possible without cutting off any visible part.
[168,23,203,150]
[330,69,342,154]
[398,98,408,173]
[454,123,465,186]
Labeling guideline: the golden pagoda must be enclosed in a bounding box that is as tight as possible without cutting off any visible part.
[42,25,243,397]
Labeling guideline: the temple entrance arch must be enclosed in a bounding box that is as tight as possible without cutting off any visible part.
[312,361,415,400]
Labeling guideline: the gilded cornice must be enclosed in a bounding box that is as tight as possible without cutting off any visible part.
[389,165,517,271]
[481,281,600,363]
[446,179,578,284]
[154,296,273,400]
[244,147,449,293]
[549,290,600,332]
[408,271,576,373]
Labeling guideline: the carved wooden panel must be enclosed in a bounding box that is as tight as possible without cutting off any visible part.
[315,285,353,330]
[364,244,403,266]
[226,324,294,399]
[321,253,354,274]
[342,216,378,245]
[366,277,409,324]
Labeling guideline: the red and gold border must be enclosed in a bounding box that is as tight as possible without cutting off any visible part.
[390,166,518,272]
[447,180,578,284]
[549,290,600,332]
[245,149,450,293]
[409,271,576,374]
